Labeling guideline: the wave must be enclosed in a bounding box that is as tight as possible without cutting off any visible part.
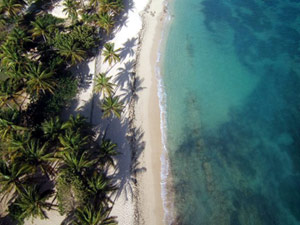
[155,1,175,224]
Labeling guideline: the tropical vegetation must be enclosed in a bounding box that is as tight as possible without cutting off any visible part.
[0,0,125,224]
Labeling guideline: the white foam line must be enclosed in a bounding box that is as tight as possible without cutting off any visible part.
[155,1,175,224]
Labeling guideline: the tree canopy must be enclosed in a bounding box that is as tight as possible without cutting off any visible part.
[0,0,125,223]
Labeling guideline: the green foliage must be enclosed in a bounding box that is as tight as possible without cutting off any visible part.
[0,160,29,198]
[8,202,25,225]
[41,116,63,140]
[7,27,32,49]
[0,108,22,140]
[73,203,117,225]
[63,0,79,22]
[71,25,100,50]
[56,172,89,214]
[96,12,114,34]
[0,29,9,46]
[40,50,65,72]
[0,0,26,17]
[25,63,56,96]
[12,185,54,222]
[0,78,22,110]
[15,138,55,177]
[61,113,90,134]
[54,32,86,65]
[30,14,64,42]
[0,0,125,224]
[58,130,88,153]
[30,75,77,121]
[101,96,124,119]
[98,138,118,167]
[43,75,77,115]
[56,174,71,215]
[0,41,28,70]
[94,72,115,97]
[102,42,121,65]
[98,0,123,16]
[53,25,99,63]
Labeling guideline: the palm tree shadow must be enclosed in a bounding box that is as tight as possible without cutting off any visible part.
[110,0,135,38]
[112,124,146,202]
[60,211,75,225]
[115,60,135,88]
[120,38,138,60]
[69,61,93,91]
[0,215,17,225]
[120,74,145,105]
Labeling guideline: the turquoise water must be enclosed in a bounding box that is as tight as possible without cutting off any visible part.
[163,0,300,224]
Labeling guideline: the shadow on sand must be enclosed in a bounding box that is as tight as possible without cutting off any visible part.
[61,0,145,212]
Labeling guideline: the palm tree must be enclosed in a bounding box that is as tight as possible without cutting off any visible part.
[74,204,117,225]
[0,43,26,70]
[0,78,23,110]
[0,108,25,140]
[61,114,88,132]
[0,160,29,200]
[98,0,123,16]
[102,42,121,65]
[0,0,25,17]
[13,184,54,221]
[63,0,79,22]
[30,19,49,42]
[101,96,123,119]
[98,138,118,167]
[56,38,86,65]
[89,0,100,8]
[86,173,116,206]
[41,116,63,141]
[8,27,31,49]
[94,73,115,97]
[25,63,56,96]
[16,139,56,177]
[96,12,114,34]
[7,131,31,160]
[80,9,94,24]
[60,151,95,175]
[30,14,63,42]
[58,130,88,153]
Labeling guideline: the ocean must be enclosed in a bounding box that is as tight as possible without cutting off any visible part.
[161,0,300,224]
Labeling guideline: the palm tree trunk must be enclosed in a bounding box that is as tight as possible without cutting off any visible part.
[6,102,14,110]
[42,34,46,42]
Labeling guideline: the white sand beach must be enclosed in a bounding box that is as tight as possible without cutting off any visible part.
[23,0,166,224]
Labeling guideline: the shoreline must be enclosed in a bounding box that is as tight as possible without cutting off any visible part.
[135,0,166,224]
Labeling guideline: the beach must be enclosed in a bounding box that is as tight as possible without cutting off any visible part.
[134,0,165,224]
[23,0,166,224]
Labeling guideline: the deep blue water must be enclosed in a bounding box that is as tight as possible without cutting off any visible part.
[163,0,300,224]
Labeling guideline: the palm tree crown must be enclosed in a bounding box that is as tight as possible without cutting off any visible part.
[7,27,31,49]
[16,139,55,177]
[102,42,121,65]
[13,184,54,221]
[98,0,123,16]
[94,73,115,97]
[56,37,86,65]
[101,95,123,119]
[63,0,79,22]
[0,160,29,198]
[96,12,114,34]
[0,0,26,17]
[74,204,117,225]
[25,63,56,96]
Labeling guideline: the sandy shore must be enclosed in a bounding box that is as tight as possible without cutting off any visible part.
[134,0,166,224]
[22,0,166,224]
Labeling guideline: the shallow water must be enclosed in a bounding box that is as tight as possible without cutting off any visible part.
[163,0,300,224]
